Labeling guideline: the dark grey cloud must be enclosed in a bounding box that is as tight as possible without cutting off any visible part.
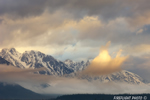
[0,0,150,22]
[0,0,47,18]
[0,0,150,43]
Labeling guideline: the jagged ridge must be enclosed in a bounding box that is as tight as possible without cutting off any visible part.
[0,48,148,84]
[0,48,74,76]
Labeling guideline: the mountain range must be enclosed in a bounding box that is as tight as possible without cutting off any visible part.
[0,82,51,99]
[0,48,148,85]
[0,56,54,99]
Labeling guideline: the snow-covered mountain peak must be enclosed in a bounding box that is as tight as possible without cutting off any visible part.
[0,48,24,68]
[104,70,145,84]
[1,48,21,57]
[1,47,16,52]
[9,48,16,53]
[23,50,45,58]
[64,59,90,72]
[64,59,74,64]
[66,70,146,85]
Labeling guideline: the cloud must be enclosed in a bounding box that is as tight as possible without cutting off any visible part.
[1,0,150,26]
[136,29,143,35]
[127,12,150,29]
[0,64,50,84]
[1,63,150,94]
[25,78,150,94]
[0,15,130,56]
[0,10,75,48]
[0,0,47,18]
[81,41,128,76]
[125,44,150,56]
[0,1,150,51]
[76,17,133,44]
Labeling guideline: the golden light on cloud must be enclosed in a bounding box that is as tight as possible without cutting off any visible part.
[82,41,128,76]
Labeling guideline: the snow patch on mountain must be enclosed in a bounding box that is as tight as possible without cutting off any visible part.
[64,59,90,72]
[0,48,25,68]
[0,48,74,76]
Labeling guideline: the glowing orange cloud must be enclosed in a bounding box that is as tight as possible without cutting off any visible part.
[82,41,128,76]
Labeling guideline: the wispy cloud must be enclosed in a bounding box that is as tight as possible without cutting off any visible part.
[0,64,150,94]
[0,64,49,83]
[81,41,128,76]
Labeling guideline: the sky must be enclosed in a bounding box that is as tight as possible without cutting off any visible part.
[0,0,150,80]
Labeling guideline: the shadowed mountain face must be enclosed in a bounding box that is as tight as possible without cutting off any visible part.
[0,82,52,99]
[0,48,148,85]
[0,56,10,65]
